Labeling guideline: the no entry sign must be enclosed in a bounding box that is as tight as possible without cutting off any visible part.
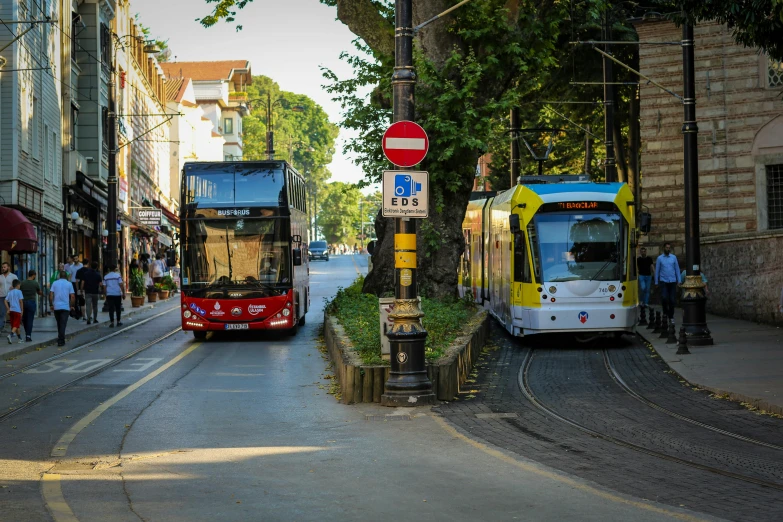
[382,121,429,168]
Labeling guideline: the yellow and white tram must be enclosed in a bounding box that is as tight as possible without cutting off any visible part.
[459,180,638,338]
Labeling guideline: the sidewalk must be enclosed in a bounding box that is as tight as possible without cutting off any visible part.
[642,309,783,415]
[1,295,180,361]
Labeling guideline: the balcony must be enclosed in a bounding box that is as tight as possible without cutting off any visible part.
[228,91,248,103]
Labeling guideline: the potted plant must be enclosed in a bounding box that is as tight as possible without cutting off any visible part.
[160,275,174,299]
[147,283,158,303]
[129,269,146,308]
[158,281,170,300]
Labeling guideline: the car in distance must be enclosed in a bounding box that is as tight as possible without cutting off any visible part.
[309,240,329,262]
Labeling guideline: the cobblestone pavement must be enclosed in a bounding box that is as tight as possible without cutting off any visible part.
[435,324,783,522]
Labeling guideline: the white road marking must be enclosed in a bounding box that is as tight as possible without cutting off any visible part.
[61,359,114,374]
[25,360,77,374]
[113,358,163,372]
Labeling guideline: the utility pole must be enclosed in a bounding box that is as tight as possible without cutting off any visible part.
[107,43,118,269]
[602,12,617,182]
[381,0,435,407]
[680,20,712,345]
[510,108,520,185]
[266,91,274,160]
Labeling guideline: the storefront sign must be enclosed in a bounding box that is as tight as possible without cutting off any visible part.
[119,176,128,203]
[138,209,161,226]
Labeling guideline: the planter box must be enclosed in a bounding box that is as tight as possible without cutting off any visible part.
[159,290,170,300]
[148,292,158,303]
[131,296,145,308]
[323,309,490,404]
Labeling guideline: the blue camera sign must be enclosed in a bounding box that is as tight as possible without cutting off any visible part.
[382,170,429,218]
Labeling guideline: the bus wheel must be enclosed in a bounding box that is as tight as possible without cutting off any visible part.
[287,325,298,336]
[193,331,207,341]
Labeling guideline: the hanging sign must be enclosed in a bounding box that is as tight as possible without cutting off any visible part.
[138,209,161,226]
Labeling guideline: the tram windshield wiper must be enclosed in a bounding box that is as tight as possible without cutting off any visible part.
[589,259,614,281]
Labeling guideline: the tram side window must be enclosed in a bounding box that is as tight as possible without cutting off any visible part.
[526,222,541,282]
[513,232,531,283]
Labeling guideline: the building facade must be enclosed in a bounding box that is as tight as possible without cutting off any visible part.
[160,60,251,161]
[0,0,64,303]
[635,19,783,324]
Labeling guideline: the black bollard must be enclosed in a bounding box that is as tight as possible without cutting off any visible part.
[639,306,647,326]
[653,311,663,333]
[659,314,670,338]
[676,326,690,355]
[666,320,677,344]
[646,308,656,330]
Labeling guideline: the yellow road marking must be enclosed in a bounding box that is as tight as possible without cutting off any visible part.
[52,342,202,457]
[350,254,362,276]
[431,416,708,522]
[42,474,79,522]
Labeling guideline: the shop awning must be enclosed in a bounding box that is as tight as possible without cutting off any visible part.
[154,200,180,228]
[0,207,38,253]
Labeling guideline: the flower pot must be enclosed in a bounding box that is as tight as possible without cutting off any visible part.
[131,296,145,308]
[148,292,158,303]
[160,290,170,300]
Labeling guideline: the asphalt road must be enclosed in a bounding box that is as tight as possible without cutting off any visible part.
[1,254,724,522]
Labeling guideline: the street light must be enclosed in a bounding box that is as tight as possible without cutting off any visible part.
[106,33,159,269]
[245,95,305,160]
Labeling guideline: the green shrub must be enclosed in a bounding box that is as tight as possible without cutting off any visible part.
[327,277,477,365]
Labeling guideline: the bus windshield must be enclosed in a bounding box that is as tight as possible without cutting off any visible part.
[184,163,286,207]
[182,218,290,296]
[532,212,625,282]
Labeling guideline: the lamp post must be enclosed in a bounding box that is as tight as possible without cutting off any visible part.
[246,96,305,160]
[381,0,436,407]
[107,34,159,269]
[680,20,712,345]
[602,12,617,182]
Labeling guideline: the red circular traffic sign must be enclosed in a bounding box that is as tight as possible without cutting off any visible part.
[382,121,429,168]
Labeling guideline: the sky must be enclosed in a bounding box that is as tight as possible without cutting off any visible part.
[132,0,374,190]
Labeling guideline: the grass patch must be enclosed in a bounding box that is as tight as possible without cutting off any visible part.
[326,276,477,365]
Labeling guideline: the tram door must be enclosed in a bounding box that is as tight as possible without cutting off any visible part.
[491,227,504,323]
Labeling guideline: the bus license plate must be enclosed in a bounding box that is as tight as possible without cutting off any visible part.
[225,323,249,330]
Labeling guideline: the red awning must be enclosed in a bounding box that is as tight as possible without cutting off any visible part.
[154,202,180,228]
[0,206,38,253]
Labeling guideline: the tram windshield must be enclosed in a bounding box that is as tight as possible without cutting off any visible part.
[182,218,290,296]
[531,212,625,282]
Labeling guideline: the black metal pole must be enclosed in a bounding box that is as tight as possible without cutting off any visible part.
[107,44,118,269]
[630,85,641,206]
[266,92,274,160]
[680,21,712,345]
[602,13,616,182]
[510,108,520,185]
[382,0,435,407]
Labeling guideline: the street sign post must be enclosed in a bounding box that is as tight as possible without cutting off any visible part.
[382,170,428,218]
[382,120,429,168]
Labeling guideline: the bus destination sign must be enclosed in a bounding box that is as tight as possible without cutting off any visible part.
[556,201,600,210]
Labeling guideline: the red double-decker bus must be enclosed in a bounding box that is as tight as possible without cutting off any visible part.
[179,161,309,338]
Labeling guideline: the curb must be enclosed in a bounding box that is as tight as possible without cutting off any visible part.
[2,300,180,361]
[637,331,783,417]
[323,309,490,404]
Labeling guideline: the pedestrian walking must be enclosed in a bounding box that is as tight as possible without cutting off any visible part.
[103,264,125,327]
[654,242,682,323]
[5,279,24,344]
[636,247,654,310]
[0,261,19,334]
[75,259,91,321]
[19,270,42,342]
[150,254,165,284]
[49,271,75,346]
[80,262,103,325]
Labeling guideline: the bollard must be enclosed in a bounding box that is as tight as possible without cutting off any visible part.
[666,320,677,344]
[653,311,662,333]
[676,326,690,355]
[659,315,670,338]
[646,308,656,330]
[639,306,647,326]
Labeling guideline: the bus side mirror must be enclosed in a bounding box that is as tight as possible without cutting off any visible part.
[639,212,652,234]
[293,248,303,266]
[509,214,520,233]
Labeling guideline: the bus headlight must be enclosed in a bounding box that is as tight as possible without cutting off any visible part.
[282,308,290,317]
[184,310,192,319]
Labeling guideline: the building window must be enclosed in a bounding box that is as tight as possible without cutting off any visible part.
[32,97,40,159]
[223,118,233,134]
[768,165,783,230]
[100,23,111,75]
[769,59,783,88]
[44,124,50,182]
[70,103,78,150]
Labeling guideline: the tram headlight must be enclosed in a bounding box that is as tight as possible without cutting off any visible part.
[184,310,192,319]
[282,308,290,317]
[548,286,557,294]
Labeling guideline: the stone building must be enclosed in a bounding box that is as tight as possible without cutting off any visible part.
[634,18,783,323]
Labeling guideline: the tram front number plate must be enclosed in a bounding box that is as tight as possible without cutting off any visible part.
[225,323,249,330]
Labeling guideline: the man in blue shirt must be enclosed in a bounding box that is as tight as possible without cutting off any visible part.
[49,270,75,347]
[654,242,681,322]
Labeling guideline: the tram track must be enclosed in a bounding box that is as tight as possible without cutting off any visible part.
[0,316,182,423]
[519,349,783,492]
[602,349,783,452]
[0,306,178,382]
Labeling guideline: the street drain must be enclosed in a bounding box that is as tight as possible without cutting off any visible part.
[365,414,412,421]
[475,413,518,419]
